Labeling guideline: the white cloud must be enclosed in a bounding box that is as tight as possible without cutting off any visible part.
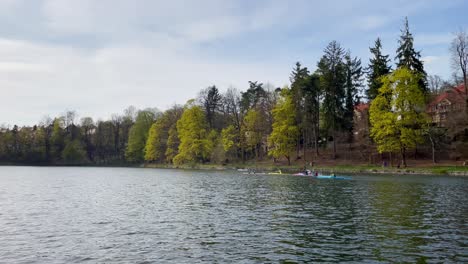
[0,0,462,125]
[0,38,288,126]
[422,55,451,78]
[417,33,453,46]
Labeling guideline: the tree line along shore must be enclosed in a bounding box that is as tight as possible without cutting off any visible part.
[1,18,467,171]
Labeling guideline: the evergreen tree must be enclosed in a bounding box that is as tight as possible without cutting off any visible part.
[367,38,391,100]
[289,62,309,157]
[316,41,347,159]
[240,81,265,113]
[344,53,364,137]
[199,86,222,129]
[396,17,428,94]
[302,74,321,157]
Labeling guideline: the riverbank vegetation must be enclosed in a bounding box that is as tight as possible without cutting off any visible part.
[1,18,467,170]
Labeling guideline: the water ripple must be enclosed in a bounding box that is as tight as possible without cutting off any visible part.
[0,167,466,263]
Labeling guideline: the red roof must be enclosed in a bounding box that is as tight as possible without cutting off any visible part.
[428,83,466,108]
[354,103,369,112]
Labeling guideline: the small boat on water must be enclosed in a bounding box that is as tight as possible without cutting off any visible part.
[316,175,351,180]
[292,171,352,180]
[240,169,351,179]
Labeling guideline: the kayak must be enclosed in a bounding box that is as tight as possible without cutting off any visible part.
[291,173,352,179]
[316,175,351,180]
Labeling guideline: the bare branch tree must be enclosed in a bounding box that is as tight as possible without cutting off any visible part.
[428,74,443,94]
[450,29,468,114]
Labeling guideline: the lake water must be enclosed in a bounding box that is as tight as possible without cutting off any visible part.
[0,166,467,263]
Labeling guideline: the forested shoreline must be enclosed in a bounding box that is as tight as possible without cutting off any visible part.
[1,18,467,167]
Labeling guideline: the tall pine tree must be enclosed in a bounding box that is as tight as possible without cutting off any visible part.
[367,38,391,100]
[344,52,364,139]
[395,17,428,94]
[289,62,309,157]
[316,41,346,159]
[302,74,321,157]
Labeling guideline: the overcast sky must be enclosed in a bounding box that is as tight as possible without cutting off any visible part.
[0,0,466,126]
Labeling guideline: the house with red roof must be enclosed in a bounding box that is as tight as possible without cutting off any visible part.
[427,83,467,127]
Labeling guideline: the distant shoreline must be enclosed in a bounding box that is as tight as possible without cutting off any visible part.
[142,163,468,177]
[1,162,467,177]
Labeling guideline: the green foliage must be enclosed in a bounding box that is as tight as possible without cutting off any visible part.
[165,125,179,163]
[221,125,238,152]
[173,106,214,165]
[29,127,47,162]
[370,67,428,165]
[144,120,166,162]
[268,89,299,165]
[125,110,157,162]
[62,140,88,164]
[143,105,184,164]
[143,107,183,163]
[1,25,465,167]
[242,109,264,157]
[50,118,65,161]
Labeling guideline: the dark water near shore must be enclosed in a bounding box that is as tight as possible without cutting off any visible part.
[0,166,467,263]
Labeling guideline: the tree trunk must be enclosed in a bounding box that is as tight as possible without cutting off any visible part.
[464,76,468,119]
[332,130,337,159]
[241,147,245,163]
[303,128,307,163]
[286,156,291,166]
[313,124,319,157]
[315,104,320,157]
[401,147,407,168]
[429,136,436,164]
[296,134,301,159]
